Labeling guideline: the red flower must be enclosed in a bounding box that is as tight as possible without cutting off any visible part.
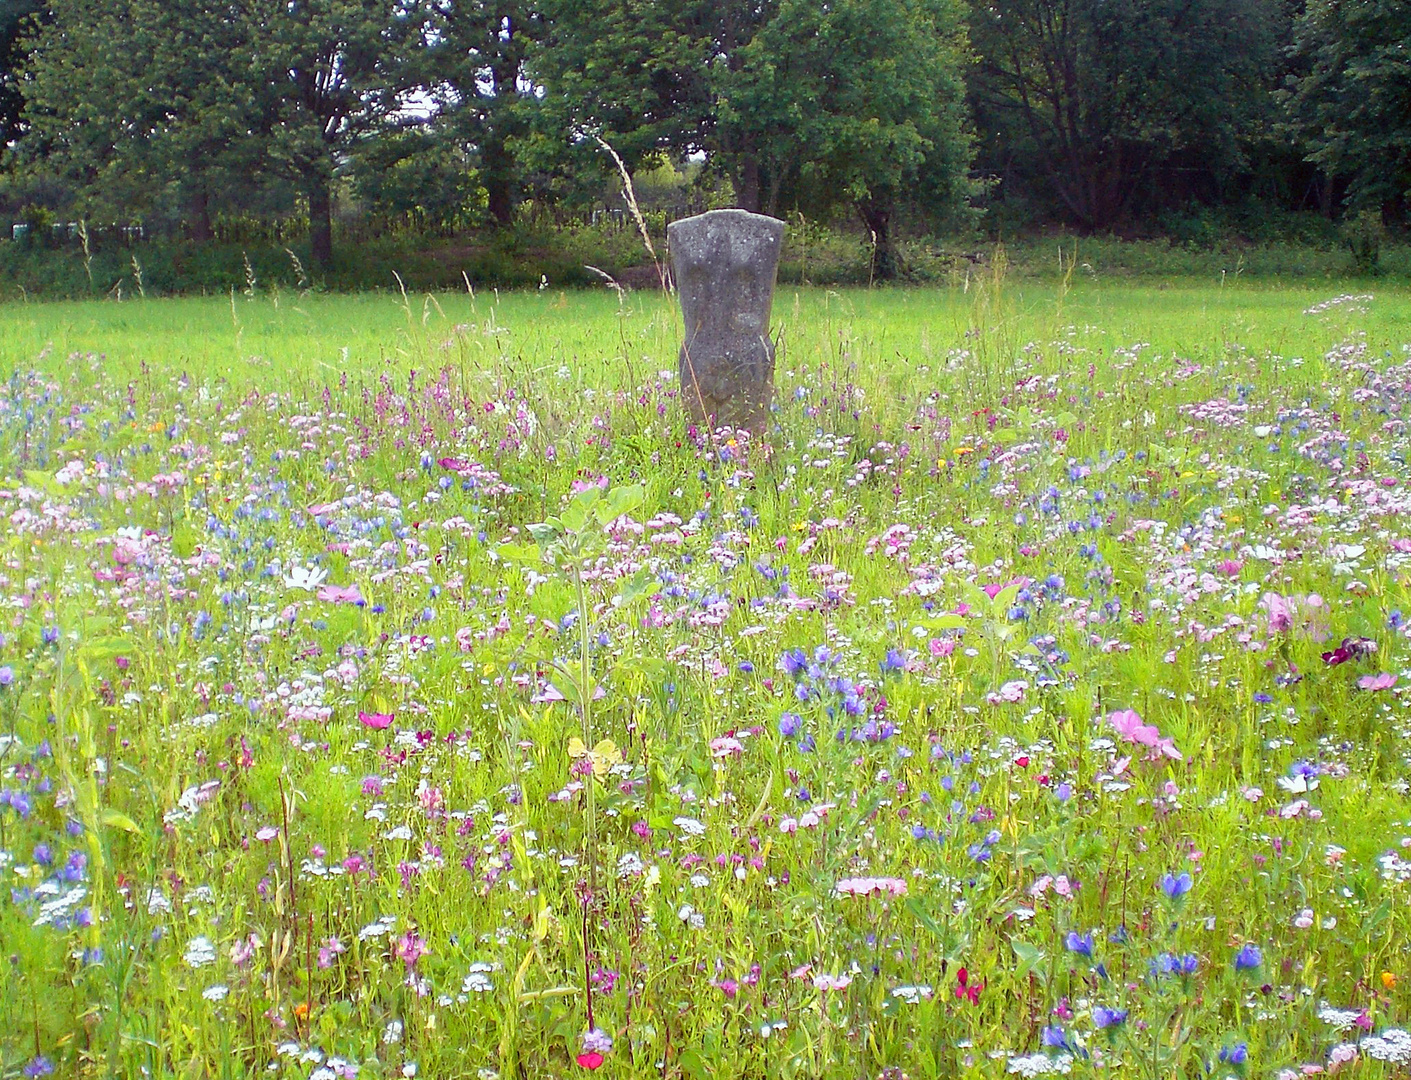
[576,1052,604,1070]
[954,966,983,1004]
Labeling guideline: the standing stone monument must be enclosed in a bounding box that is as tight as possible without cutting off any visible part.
[668,209,785,433]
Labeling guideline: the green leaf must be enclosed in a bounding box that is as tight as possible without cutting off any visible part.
[991,583,1023,611]
[496,542,541,564]
[924,613,968,629]
[101,808,140,834]
[594,483,645,525]
[677,1049,710,1079]
[559,486,601,533]
[615,566,656,606]
[78,636,131,662]
[1011,940,1047,983]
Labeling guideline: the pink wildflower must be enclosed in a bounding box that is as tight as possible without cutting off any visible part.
[1357,672,1396,691]
[316,583,365,605]
[1109,709,1182,760]
[395,930,428,968]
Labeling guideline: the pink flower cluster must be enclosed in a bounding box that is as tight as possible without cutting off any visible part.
[835,876,908,898]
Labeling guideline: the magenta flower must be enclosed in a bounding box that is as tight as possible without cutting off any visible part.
[359,710,393,730]
[395,930,428,968]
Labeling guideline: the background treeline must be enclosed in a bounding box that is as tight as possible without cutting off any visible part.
[0,0,1407,294]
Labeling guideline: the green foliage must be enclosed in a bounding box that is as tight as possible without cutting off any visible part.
[724,0,974,279]
[533,0,973,279]
[17,0,424,268]
[1341,209,1386,276]
[0,0,42,146]
[426,2,542,226]
[1286,0,1411,215]
[969,0,1288,229]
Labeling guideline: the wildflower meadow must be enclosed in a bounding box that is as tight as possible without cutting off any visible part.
[2,279,1411,1079]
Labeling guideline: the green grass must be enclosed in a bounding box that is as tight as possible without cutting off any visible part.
[3,278,1408,389]
[2,280,1411,1079]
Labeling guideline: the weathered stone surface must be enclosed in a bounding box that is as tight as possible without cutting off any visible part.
[668,209,785,432]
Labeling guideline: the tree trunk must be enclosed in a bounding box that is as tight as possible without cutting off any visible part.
[187,188,212,243]
[858,195,898,282]
[307,170,333,270]
[482,133,516,227]
[734,149,762,214]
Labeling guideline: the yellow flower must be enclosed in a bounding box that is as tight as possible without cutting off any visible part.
[567,737,622,779]
[1382,971,1398,991]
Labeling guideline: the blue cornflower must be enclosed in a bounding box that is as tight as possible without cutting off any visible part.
[1092,1006,1128,1029]
[1233,944,1262,971]
[1218,1042,1248,1066]
[1159,872,1193,901]
[23,1057,55,1078]
[1040,1025,1070,1051]
[1064,931,1094,958]
[880,648,906,673]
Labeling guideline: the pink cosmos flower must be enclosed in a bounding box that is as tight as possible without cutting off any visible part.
[929,637,956,657]
[1109,709,1182,760]
[359,710,394,729]
[317,583,365,605]
[1357,672,1396,691]
[982,577,1030,599]
[1261,592,1294,633]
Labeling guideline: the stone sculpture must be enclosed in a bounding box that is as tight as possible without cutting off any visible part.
[667,209,785,433]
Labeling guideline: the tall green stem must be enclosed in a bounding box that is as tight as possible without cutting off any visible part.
[574,559,598,898]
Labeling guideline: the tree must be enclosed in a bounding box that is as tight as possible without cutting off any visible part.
[724,0,973,279]
[530,0,719,182]
[16,0,254,231]
[969,0,1283,230]
[20,0,424,266]
[533,0,973,277]
[425,1,542,226]
[1285,0,1411,217]
[1,0,43,148]
[246,0,426,267]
